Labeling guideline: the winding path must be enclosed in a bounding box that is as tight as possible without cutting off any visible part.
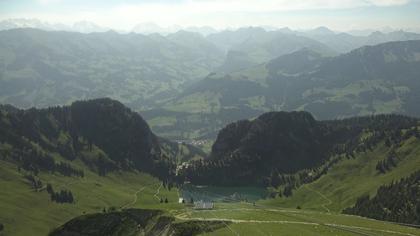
[208,210,240,236]
[175,212,416,236]
[304,185,332,213]
[121,186,146,209]
[153,183,162,201]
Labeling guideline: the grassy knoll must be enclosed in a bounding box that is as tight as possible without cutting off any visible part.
[261,137,420,213]
[0,160,181,236]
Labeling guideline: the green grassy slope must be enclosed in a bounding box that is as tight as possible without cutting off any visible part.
[0,160,180,236]
[261,137,420,213]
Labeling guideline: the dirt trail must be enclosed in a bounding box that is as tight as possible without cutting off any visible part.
[153,183,162,201]
[175,213,416,236]
[304,185,332,213]
[208,210,240,236]
[121,186,146,209]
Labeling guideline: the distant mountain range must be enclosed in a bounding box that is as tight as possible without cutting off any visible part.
[147,40,420,139]
[298,26,420,53]
[1,26,420,139]
[0,28,224,109]
[0,19,221,36]
[0,19,109,33]
[2,18,420,41]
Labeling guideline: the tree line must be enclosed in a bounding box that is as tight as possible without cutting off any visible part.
[46,183,74,204]
[343,170,420,225]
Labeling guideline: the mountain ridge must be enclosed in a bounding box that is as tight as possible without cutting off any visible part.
[179,110,419,186]
[147,39,420,139]
[0,98,177,180]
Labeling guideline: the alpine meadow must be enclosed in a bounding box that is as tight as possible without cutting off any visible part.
[1,1,420,236]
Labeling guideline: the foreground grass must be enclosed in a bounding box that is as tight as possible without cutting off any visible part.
[0,160,180,236]
[172,203,420,236]
[3,157,420,236]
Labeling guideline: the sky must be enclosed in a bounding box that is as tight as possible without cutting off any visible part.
[1,0,420,31]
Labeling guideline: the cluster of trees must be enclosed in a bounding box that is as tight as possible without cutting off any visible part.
[159,198,169,203]
[47,184,74,204]
[14,147,84,177]
[264,154,343,198]
[326,114,418,151]
[375,126,420,174]
[0,133,84,178]
[343,171,420,224]
[376,150,398,174]
[24,175,43,190]
[55,162,84,177]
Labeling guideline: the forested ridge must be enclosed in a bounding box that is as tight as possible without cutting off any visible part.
[0,98,175,181]
[179,111,420,186]
[2,99,418,190]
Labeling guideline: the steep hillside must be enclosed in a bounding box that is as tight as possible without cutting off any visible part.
[210,112,327,172]
[0,98,175,180]
[315,39,420,84]
[179,111,419,186]
[0,158,180,236]
[261,135,420,215]
[0,98,190,236]
[343,170,420,225]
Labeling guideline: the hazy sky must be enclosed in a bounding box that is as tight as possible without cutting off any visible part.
[1,0,420,31]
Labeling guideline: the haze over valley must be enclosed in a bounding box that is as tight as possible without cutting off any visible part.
[1,1,420,235]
